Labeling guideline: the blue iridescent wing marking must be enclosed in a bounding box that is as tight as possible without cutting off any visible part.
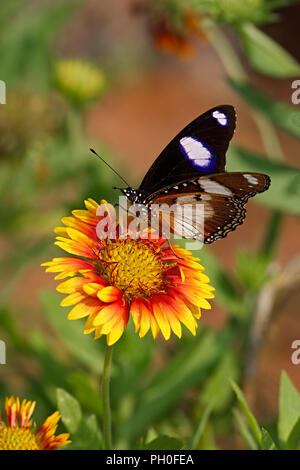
[212,110,228,126]
[179,136,216,171]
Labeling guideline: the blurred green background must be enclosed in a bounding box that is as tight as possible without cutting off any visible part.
[0,0,300,450]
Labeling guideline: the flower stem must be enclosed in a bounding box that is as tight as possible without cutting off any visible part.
[102,344,113,450]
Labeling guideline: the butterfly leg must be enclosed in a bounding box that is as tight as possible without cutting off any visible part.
[166,238,184,260]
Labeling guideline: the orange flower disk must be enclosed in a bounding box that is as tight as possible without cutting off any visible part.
[42,199,215,345]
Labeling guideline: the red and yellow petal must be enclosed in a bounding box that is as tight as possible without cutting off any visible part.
[55,227,97,258]
[67,297,102,320]
[41,257,95,280]
[4,397,36,429]
[55,216,98,240]
[156,297,183,338]
[19,399,36,428]
[151,296,171,340]
[107,307,129,345]
[97,286,122,303]
[167,293,198,335]
[5,397,20,428]
[131,297,150,337]
[93,300,130,345]
[36,411,71,450]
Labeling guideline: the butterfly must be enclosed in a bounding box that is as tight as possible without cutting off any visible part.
[93,105,271,244]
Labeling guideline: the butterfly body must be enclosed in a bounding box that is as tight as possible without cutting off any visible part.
[118,105,271,244]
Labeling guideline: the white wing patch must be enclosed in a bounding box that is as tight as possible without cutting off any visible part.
[199,178,232,196]
[199,194,211,201]
[212,110,228,126]
[175,195,198,204]
[180,136,214,169]
[244,174,258,185]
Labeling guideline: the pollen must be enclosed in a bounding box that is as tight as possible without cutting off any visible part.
[0,426,39,450]
[100,239,166,298]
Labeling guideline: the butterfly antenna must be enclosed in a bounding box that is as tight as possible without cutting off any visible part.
[90,148,130,187]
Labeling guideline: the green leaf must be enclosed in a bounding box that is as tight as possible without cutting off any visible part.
[56,388,82,434]
[39,290,104,372]
[67,372,102,418]
[229,78,300,139]
[201,352,239,412]
[286,415,300,450]
[67,414,102,450]
[233,408,258,450]
[240,23,300,78]
[278,371,300,445]
[142,435,184,450]
[191,402,214,450]
[261,428,277,450]
[228,146,300,216]
[230,379,262,448]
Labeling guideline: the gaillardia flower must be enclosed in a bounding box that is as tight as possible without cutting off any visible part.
[42,199,215,345]
[0,397,70,450]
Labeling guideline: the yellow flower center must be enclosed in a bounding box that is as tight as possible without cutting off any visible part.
[0,426,39,450]
[100,239,166,298]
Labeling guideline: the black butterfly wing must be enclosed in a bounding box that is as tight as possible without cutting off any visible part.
[139,105,236,195]
[149,172,271,243]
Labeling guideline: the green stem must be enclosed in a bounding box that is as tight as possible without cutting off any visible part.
[102,344,113,450]
[208,24,247,81]
[66,106,85,162]
[251,110,284,162]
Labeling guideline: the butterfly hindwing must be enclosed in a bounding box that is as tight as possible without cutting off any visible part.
[149,172,270,243]
[139,105,236,195]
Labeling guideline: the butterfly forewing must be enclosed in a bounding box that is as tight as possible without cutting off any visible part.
[139,105,236,195]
